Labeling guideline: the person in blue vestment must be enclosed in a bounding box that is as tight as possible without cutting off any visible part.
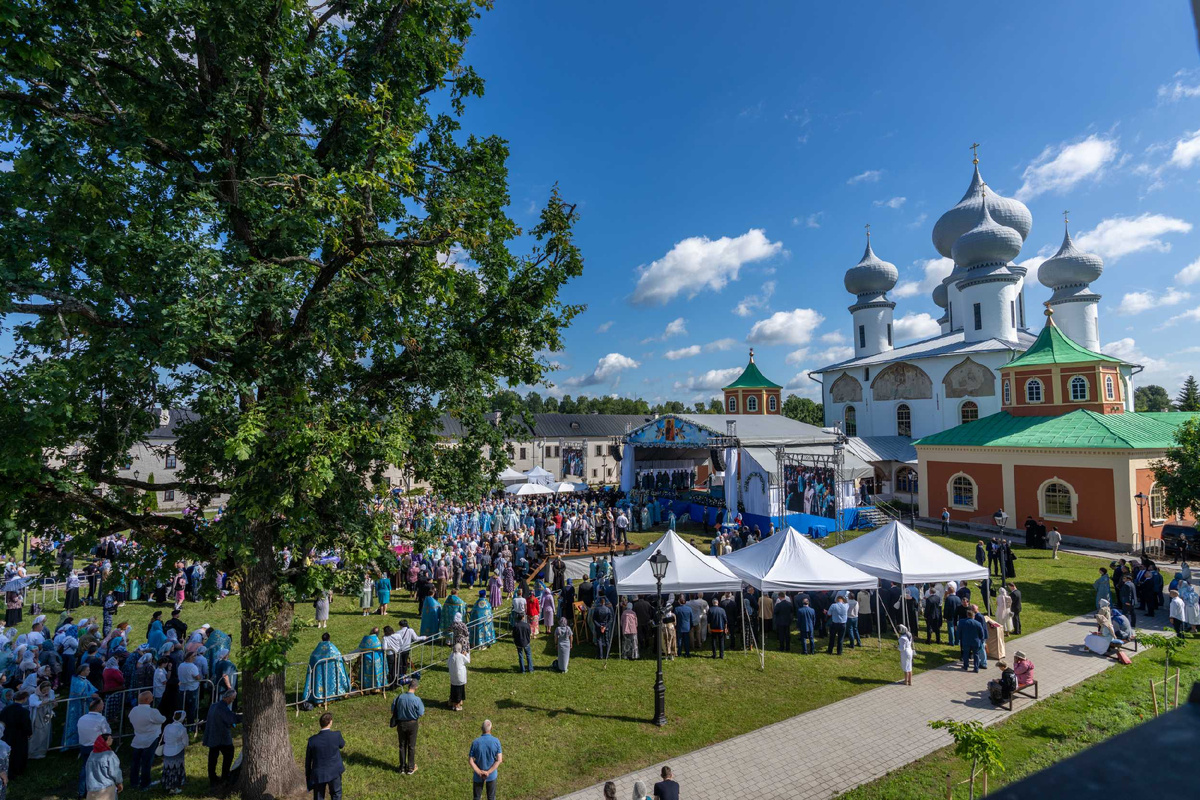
[667,510,676,531]
[62,664,95,748]
[205,628,232,673]
[419,596,441,637]
[357,628,387,691]
[471,591,496,649]
[441,591,467,634]
[376,574,393,616]
[304,633,351,704]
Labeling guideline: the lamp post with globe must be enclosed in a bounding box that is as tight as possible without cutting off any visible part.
[649,549,670,726]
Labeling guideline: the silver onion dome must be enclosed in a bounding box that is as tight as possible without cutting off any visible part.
[951,192,1024,268]
[844,238,899,295]
[932,164,1032,259]
[1039,225,1104,290]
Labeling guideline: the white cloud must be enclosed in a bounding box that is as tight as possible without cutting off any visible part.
[784,373,823,398]
[784,348,808,366]
[734,280,776,317]
[1177,256,1200,285]
[847,170,883,185]
[1018,255,1049,285]
[1102,338,1166,370]
[1170,129,1200,169]
[631,229,784,305]
[595,320,614,333]
[664,345,702,360]
[907,212,929,229]
[563,352,641,387]
[746,308,826,346]
[1015,135,1119,201]
[793,212,824,228]
[820,331,847,344]
[704,338,739,352]
[1116,288,1190,315]
[1159,79,1200,102]
[893,312,941,341]
[1075,213,1192,261]
[873,196,907,209]
[788,342,854,367]
[641,316,688,343]
[893,257,953,299]
[1160,307,1200,327]
[673,367,744,392]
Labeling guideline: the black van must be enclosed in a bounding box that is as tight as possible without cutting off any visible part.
[1161,523,1200,561]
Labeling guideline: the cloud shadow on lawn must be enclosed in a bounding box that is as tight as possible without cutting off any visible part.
[496,697,649,725]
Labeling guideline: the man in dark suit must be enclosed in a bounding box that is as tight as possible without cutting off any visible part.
[707,598,728,659]
[772,594,794,652]
[203,690,242,789]
[1007,582,1023,634]
[305,712,346,800]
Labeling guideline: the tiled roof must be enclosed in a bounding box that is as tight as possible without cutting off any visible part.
[811,329,1037,373]
[913,410,1199,450]
[1003,320,1127,368]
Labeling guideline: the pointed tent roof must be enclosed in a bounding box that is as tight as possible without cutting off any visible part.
[719,527,877,592]
[724,349,782,389]
[826,520,988,585]
[614,529,743,595]
[503,482,553,496]
[498,467,526,482]
[1004,312,1126,369]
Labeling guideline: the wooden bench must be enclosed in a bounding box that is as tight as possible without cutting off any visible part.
[1119,634,1140,653]
[1003,680,1039,711]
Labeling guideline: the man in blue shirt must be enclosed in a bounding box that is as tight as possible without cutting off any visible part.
[796,597,816,655]
[673,600,693,658]
[826,594,848,655]
[391,678,425,775]
[956,607,987,673]
[469,719,504,800]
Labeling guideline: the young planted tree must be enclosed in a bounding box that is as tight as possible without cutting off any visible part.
[0,2,581,796]
[1137,632,1187,714]
[929,719,1004,799]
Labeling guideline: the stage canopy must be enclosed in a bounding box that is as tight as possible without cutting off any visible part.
[741,445,874,483]
[523,466,554,486]
[826,520,988,585]
[719,527,877,593]
[614,529,743,596]
[504,482,553,496]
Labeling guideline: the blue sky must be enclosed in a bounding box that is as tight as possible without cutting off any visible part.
[458,1,1200,402]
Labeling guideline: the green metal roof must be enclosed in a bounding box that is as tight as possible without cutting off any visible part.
[913,410,1200,450]
[1003,320,1125,368]
[724,359,782,389]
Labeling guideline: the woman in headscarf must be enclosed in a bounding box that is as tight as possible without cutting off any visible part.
[359,574,373,617]
[0,721,9,800]
[28,680,56,759]
[996,584,1013,633]
[63,664,94,748]
[160,710,189,794]
[303,632,350,704]
[440,591,467,636]
[134,651,156,695]
[0,693,30,779]
[487,571,503,608]
[83,732,121,800]
[101,655,126,726]
[527,590,540,639]
[101,590,117,637]
[540,587,556,634]
[662,605,678,660]
[1181,579,1200,633]
[1085,600,1118,654]
[158,628,180,659]
[554,617,573,673]
[470,590,496,649]
[65,571,82,611]
[502,561,516,596]
[447,642,469,712]
[375,572,392,616]
[356,628,386,692]
[213,649,237,696]
[897,624,914,686]
[620,601,639,660]
[451,613,470,653]
[313,589,331,630]
[419,594,441,638]
[146,615,166,653]
[3,593,20,630]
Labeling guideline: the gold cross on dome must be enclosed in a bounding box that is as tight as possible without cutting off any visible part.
[1063,210,1070,227]
[970,142,981,164]
[864,223,871,239]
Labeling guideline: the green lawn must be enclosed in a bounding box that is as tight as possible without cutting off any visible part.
[839,639,1199,799]
[13,526,1114,799]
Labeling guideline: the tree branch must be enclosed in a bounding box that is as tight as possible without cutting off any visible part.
[103,475,226,494]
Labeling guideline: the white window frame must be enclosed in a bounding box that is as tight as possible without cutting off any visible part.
[727,395,738,413]
[768,395,777,412]
[1105,374,1115,400]
[1069,375,1088,402]
[960,400,979,424]
[1037,477,1078,522]
[747,396,759,413]
[1025,378,1044,404]
[948,472,977,511]
[1003,379,1011,405]
[896,403,911,437]
[1149,482,1167,525]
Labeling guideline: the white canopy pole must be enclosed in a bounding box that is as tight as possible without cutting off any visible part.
[876,588,881,652]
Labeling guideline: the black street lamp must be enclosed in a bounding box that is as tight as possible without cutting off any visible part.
[1134,492,1147,556]
[649,549,670,726]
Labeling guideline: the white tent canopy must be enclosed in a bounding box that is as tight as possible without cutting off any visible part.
[504,482,553,496]
[498,467,526,484]
[826,520,988,585]
[614,530,743,596]
[719,527,877,593]
[523,466,554,486]
[550,481,580,493]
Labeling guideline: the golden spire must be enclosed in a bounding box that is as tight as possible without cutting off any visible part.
[749,347,755,363]
[1063,209,1070,229]
[970,142,981,165]
[1043,300,1055,325]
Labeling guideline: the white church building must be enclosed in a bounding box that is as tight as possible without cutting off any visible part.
[810,155,1134,491]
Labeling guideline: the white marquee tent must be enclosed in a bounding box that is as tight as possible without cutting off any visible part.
[826,520,988,585]
[504,482,553,496]
[523,466,554,486]
[498,467,527,485]
[614,529,742,596]
[719,527,877,593]
[551,481,581,494]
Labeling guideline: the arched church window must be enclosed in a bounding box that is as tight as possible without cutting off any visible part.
[1003,380,1011,405]
[1026,378,1043,404]
[1070,376,1088,402]
[951,475,975,509]
[727,395,737,413]
[768,395,777,412]
[844,406,857,437]
[960,401,979,424]
[1044,482,1073,517]
[896,403,911,437]
[1105,375,1115,401]
[747,396,759,413]
[1150,483,1167,524]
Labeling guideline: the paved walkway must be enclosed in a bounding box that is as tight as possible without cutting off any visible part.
[556,615,1149,800]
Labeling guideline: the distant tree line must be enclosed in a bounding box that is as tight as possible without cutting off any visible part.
[1135,377,1200,412]
[489,390,826,426]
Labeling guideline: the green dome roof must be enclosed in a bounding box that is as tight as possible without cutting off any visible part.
[724,351,782,389]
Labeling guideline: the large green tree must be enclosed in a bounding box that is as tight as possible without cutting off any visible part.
[1177,376,1200,412]
[782,395,824,426]
[1153,418,1200,522]
[0,2,581,796]
[1135,384,1172,412]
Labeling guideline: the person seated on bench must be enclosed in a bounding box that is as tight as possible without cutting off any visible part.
[1013,650,1034,688]
[1085,601,1131,656]
[988,660,1017,706]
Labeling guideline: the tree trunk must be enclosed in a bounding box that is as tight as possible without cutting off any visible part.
[238,528,306,800]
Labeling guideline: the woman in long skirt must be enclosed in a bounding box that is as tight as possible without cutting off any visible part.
[28,681,56,759]
[160,710,188,794]
[620,602,639,660]
[898,625,914,685]
[359,575,373,616]
[555,618,573,672]
[662,609,678,660]
[314,589,331,629]
[65,572,82,611]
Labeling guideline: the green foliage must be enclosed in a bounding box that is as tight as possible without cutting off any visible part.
[1152,418,1200,521]
[929,718,1004,794]
[0,0,582,675]
[1134,384,1172,412]
[782,395,824,426]
[1177,376,1200,412]
[144,473,158,512]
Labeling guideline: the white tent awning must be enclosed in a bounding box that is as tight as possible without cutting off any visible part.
[550,481,581,493]
[498,467,527,483]
[504,482,553,496]
[614,530,743,595]
[826,520,988,585]
[719,527,877,592]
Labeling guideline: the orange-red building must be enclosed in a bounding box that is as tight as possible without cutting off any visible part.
[722,350,783,415]
[915,311,1197,550]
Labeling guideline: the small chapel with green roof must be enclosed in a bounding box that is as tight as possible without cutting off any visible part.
[723,349,783,415]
